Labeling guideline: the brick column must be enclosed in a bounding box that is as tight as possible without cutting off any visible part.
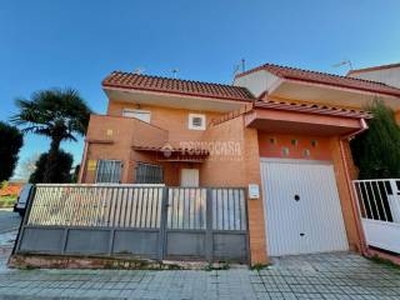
[330,137,365,253]
[243,127,268,265]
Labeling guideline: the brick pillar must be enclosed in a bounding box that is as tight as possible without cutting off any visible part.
[330,137,365,253]
[243,127,268,265]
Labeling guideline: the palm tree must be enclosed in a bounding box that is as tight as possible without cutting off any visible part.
[11,88,92,183]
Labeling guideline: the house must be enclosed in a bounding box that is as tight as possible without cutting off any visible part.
[348,62,400,89]
[75,63,400,264]
[11,62,400,268]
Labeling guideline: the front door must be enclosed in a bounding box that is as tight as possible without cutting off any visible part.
[180,169,199,187]
[261,159,349,256]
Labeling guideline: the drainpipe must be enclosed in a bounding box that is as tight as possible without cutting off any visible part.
[339,118,368,255]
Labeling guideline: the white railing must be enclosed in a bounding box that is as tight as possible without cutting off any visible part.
[353,179,400,254]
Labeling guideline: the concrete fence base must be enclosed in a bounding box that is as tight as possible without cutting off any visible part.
[8,254,242,271]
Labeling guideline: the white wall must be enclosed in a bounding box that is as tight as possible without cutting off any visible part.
[233,70,280,97]
[349,67,400,89]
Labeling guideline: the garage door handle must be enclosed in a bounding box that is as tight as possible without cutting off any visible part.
[300,233,305,237]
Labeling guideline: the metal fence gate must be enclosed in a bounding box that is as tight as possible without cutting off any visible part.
[14,184,249,263]
[353,179,400,254]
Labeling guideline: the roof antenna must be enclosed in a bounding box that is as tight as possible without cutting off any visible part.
[134,68,145,75]
[333,60,353,71]
[232,59,246,83]
[172,68,179,78]
[241,58,246,72]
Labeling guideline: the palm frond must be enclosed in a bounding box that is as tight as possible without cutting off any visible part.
[11,87,92,145]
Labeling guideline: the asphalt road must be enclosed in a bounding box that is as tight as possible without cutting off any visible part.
[0,210,21,233]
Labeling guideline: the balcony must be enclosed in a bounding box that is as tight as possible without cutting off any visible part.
[86,114,168,149]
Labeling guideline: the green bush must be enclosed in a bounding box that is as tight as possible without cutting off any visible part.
[0,122,23,182]
[29,150,73,183]
[0,196,17,208]
[351,100,400,179]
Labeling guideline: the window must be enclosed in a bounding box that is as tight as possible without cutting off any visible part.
[122,109,151,123]
[95,160,122,183]
[136,163,163,183]
[188,113,206,130]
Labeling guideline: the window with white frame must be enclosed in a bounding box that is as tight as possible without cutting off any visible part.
[188,113,206,130]
[122,109,151,123]
[95,160,122,183]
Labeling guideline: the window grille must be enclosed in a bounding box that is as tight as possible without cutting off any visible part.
[95,160,122,183]
[136,163,163,183]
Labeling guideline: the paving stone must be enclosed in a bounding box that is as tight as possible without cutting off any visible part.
[0,252,398,299]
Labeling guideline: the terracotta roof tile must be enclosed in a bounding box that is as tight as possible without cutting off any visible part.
[254,99,372,119]
[103,71,255,102]
[236,63,400,97]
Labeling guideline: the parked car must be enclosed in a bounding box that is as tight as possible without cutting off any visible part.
[13,184,33,217]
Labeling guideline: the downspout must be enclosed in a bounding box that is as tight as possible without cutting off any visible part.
[339,118,368,254]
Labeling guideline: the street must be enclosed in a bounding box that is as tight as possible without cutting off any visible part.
[0,210,21,234]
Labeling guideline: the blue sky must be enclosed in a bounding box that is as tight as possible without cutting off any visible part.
[1,0,400,179]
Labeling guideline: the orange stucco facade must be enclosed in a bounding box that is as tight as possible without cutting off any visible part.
[80,95,367,265]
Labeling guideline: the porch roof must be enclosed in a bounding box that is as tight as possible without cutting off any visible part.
[132,145,209,163]
[253,99,372,119]
[245,100,367,136]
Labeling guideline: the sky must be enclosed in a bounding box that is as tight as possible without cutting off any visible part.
[1,0,400,179]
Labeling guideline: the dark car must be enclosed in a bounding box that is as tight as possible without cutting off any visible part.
[13,184,33,217]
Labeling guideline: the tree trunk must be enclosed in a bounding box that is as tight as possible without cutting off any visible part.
[43,137,62,183]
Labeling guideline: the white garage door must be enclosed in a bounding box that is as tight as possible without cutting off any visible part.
[261,159,348,256]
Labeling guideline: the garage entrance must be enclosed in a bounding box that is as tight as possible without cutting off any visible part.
[260,159,348,256]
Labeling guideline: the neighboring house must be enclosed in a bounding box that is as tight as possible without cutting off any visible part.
[348,62,400,89]
[77,63,400,264]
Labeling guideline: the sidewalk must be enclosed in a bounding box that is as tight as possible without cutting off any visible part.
[0,229,399,299]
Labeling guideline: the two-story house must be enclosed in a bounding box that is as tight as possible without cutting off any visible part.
[78,63,400,264]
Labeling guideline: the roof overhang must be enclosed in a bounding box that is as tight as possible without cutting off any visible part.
[104,87,249,112]
[133,146,209,163]
[268,78,400,110]
[245,108,364,137]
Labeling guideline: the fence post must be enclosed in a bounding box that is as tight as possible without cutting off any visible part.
[13,185,37,254]
[205,188,213,262]
[388,179,400,222]
[158,187,169,261]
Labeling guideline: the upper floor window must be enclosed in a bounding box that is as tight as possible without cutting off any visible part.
[122,109,151,123]
[188,113,206,130]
